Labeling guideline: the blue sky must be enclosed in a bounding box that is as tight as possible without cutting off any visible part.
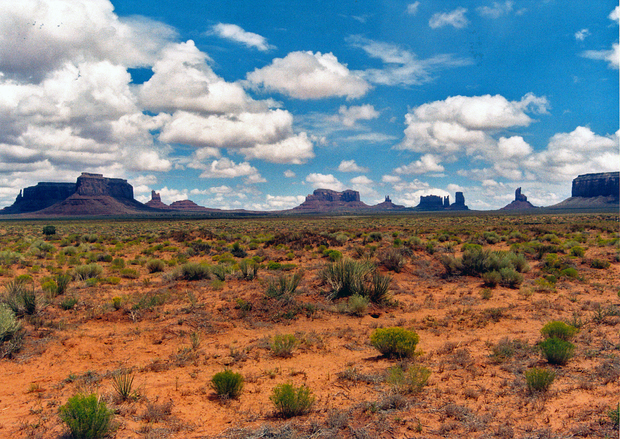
[0,1,617,210]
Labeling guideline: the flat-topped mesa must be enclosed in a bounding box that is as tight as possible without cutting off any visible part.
[294,188,368,211]
[308,189,360,203]
[3,182,77,213]
[75,173,133,199]
[571,172,619,198]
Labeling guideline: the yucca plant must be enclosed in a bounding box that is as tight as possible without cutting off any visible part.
[111,370,136,402]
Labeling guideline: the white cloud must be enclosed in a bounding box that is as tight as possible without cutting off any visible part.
[246,51,370,99]
[477,2,513,19]
[139,41,265,114]
[350,176,373,185]
[344,133,398,143]
[211,23,274,51]
[348,36,471,86]
[264,194,306,210]
[394,154,445,174]
[407,2,420,15]
[496,136,533,158]
[305,173,345,191]
[199,158,265,184]
[0,0,175,83]
[382,175,401,184]
[284,170,296,178]
[157,186,189,204]
[338,160,369,173]
[446,183,464,192]
[582,43,619,69]
[610,6,619,23]
[336,104,379,127]
[399,93,548,156]
[429,8,469,29]
[239,133,315,164]
[574,29,590,41]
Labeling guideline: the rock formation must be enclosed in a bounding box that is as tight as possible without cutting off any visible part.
[500,187,537,210]
[2,182,77,214]
[550,172,619,209]
[145,191,169,209]
[370,195,406,211]
[168,200,210,211]
[293,189,369,212]
[414,192,469,211]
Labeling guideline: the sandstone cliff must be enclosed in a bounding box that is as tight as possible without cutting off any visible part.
[551,172,619,209]
[293,189,369,212]
[2,182,77,213]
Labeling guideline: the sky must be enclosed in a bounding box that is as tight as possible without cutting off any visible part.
[0,0,618,211]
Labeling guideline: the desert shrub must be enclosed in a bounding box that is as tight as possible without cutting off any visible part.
[371,327,419,359]
[59,393,114,439]
[483,231,500,244]
[179,262,210,281]
[539,337,575,365]
[60,296,78,310]
[230,242,247,258]
[270,334,298,358]
[110,258,125,270]
[146,259,165,273]
[525,367,555,393]
[560,267,579,278]
[111,370,136,402]
[0,304,20,342]
[498,267,524,288]
[265,272,302,300]
[441,248,528,279]
[609,404,619,427]
[347,294,369,316]
[387,364,431,394]
[540,321,577,341]
[0,250,23,266]
[120,268,139,279]
[211,369,244,399]
[3,279,37,316]
[569,246,585,257]
[29,239,56,257]
[482,270,501,287]
[42,225,57,236]
[270,383,315,418]
[321,259,390,303]
[591,258,610,269]
[378,248,406,273]
[73,263,103,281]
[238,259,259,280]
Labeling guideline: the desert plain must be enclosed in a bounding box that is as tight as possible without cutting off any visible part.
[0,212,618,438]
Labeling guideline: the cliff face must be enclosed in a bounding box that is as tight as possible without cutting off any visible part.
[415,192,469,211]
[294,189,368,211]
[571,172,619,198]
[75,173,134,199]
[3,182,77,213]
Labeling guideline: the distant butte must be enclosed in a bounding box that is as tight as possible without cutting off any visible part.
[550,172,619,209]
[500,187,537,210]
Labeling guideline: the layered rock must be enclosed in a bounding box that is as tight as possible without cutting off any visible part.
[414,192,469,211]
[293,189,369,212]
[551,172,619,209]
[501,187,537,210]
[145,191,169,209]
[2,182,76,213]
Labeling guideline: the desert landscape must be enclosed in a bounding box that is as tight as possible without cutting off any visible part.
[0,212,618,438]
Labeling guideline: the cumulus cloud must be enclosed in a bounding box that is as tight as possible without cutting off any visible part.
[239,133,315,164]
[348,36,471,86]
[407,2,420,15]
[338,160,369,173]
[336,104,379,127]
[398,93,548,156]
[211,23,274,51]
[0,0,175,83]
[429,8,469,29]
[610,6,619,22]
[284,170,296,178]
[264,194,306,210]
[582,43,619,69]
[574,29,590,41]
[198,158,265,184]
[246,51,370,99]
[477,2,513,19]
[394,154,445,174]
[305,173,345,191]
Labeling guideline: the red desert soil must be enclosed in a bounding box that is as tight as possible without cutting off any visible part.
[0,214,618,438]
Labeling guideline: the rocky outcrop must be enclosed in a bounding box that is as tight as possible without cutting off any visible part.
[415,192,469,211]
[550,172,619,209]
[293,189,369,212]
[370,195,406,211]
[74,173,134,199]
[168,200,210,211]
[501,187,537,210]
[145,191,169,209]
[2,182,77,213]
[571,172,619,198]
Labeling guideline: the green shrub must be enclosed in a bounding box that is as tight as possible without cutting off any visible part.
[591,259,610,269]
[321,259,390,303]
[540,321,577,341]
[59,393,114,439]
[238,259,259,280]
[211,369,244,399]
[73,264,103,281]
[370,327,419,359]
[265,272,302,300]
[609,404,619,427]
[42,225,56,236]
[347,294,369,317]
[538,337,575,365]
[0,304,20,342]
[482,270,501,287]
[498,267,524,288]
[60,296,78,310]
[525,367,555,393]
[146,259,165,273]
[120,268,139,279]
[560,267,579,278]
[270,383,315,418]
[378,249,406,273]
[3,279,37,316]
[387,364,431,394]
[179,262,211,281]
[569,246,585,257]
[270,334,299,358]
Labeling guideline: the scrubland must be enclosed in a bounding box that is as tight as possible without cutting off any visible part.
[0,213,618,438]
